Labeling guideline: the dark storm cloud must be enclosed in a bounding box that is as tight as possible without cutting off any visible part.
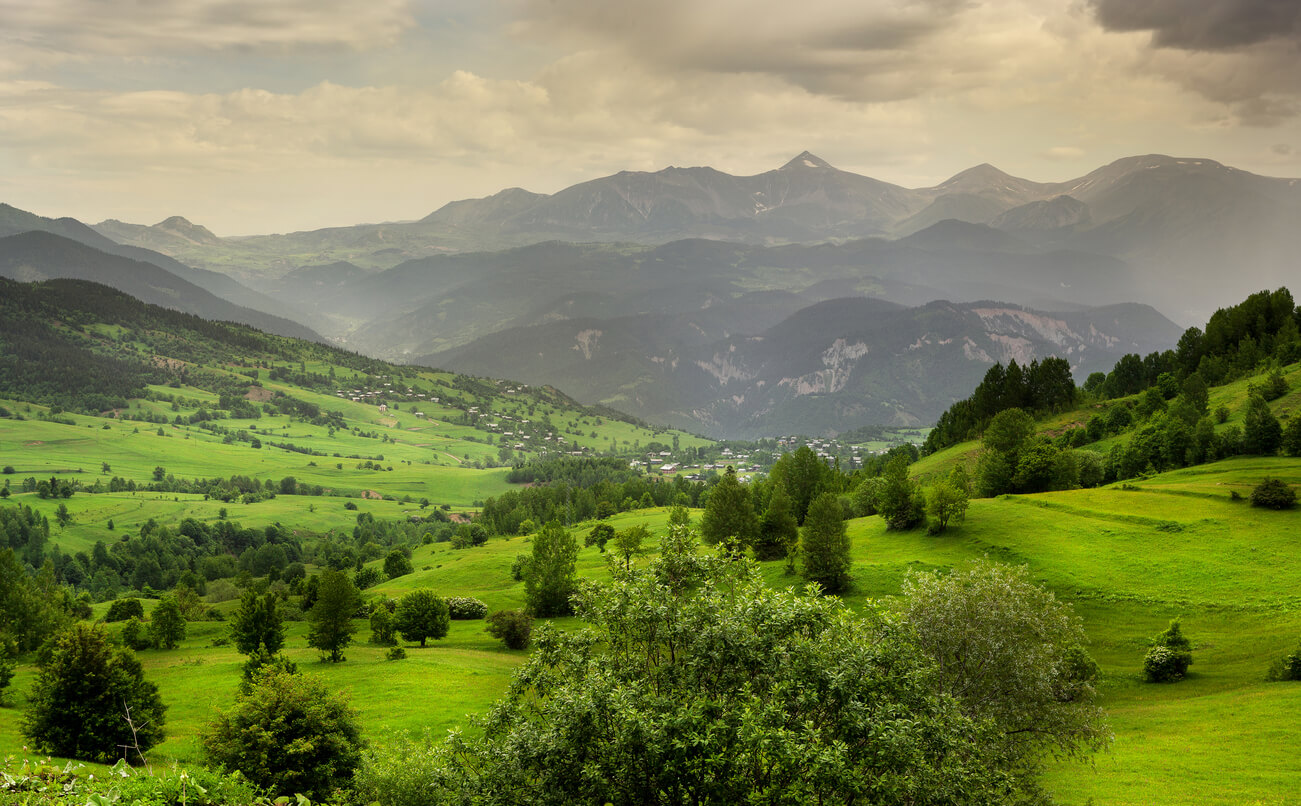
[1091,0,1301,50]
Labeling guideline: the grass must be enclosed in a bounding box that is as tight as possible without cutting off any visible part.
[4,450,1301,803]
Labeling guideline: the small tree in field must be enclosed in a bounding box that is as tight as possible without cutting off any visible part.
[525,520,578,617]
[229,591,285,656]
[1250,477,1297,510]
[22,624,166,762]
[800,492,851,594]
[755,482,798,562]
[383,550,413,579]
[485,610,533,650]
[394,590,450,647]
[149,596,186,650]
[308,569,361,662]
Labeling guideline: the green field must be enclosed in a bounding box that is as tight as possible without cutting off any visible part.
[4,459,1300,803]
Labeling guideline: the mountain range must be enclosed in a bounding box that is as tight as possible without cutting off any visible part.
[3,151,1292,436]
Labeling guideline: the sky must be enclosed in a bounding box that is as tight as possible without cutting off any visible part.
[0,0,1298,236]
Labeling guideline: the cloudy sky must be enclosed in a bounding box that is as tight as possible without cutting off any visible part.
[1,0,1298,235]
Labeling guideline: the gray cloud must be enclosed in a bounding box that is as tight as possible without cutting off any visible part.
[515,0,987,102]
[1090,0,1300,51]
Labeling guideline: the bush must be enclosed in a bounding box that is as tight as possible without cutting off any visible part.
[239,649,299,694]
[202,667,364,800]
[1144,619,1193,683]
[446,596,488,620]
[354,566,386,590]
[485,610,533,650]
[0,757,266,805]
[120,616,152,651]
[387,646,407,661]
[22,624,167,763]
[1266,641,1301,682]
[1250,477,1297,510]
[510,554,532,582]
[105,597,145,622]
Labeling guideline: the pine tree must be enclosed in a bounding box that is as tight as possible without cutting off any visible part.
[754,482,798,562]
[229,591,285,656]
[700,466,759,556]
[800,493,851,594]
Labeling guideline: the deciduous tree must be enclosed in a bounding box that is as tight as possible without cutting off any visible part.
[525,520,578,617]
[393,590,450,647]
[307,569,361,662]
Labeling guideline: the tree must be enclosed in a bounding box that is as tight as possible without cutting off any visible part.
[485,610,533,650]
[202,667,364,800]
[369,604,397,646]
[768,446,833,524]
[876,455,923,529]
[899,562,1109,788]
[800,492,851,594]
[393,590,450,647]
[307,569,361,662]
[699,466,759,555]
[1250,477,1297,510]
[585,522,615,551]
[106,597,145,623]
[525,520,578,617]
[387,535,1016,805]
[1243,394,1283,455]
[1284,415,1301,457]
[611,525,647,571]
[925,471,970,534]
[54,503,72,530]
[21,623,166,763]
[755,482,798,562]
[148,595,186,649]
[1144,619,1193,682]
[383,549,413,579]
[229,591,285,656]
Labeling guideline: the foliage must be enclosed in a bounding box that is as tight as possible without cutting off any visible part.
[202,666,364,800]
[239,649,299,695]
[412,533,1015,804]
[524,520,578,617]
[875,455,924,529]
[1265,640,1301,682]
[387,646,407,661]
[393,590,450,647]
[1242,394,1283,455]
[21,623,167,763]
[699,466,759,555]
[584,523,614,551]
[754,481,798,561]
[899,562,1108,786]
[925,468,970,534]
[925,356,1076,452]
[120,616,151,651]
[1144,620,1193,683]
[509,553,532,582]
[229,591,285,656]
[610,525,647,571]
[0,548,70,652]
[446,596,488,620]
[799,492,851,594]
[106,597,145,623]
[0,757,269,806]
[484,610,533,650]
[354,566,386,590]
[767,445,836,524]
[1250,477,1298,509]
[369,605,397,646]
[148,595,187,650]
[307,569,361,662]
[383,549,413,579]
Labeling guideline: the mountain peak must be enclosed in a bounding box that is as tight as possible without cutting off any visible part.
[780,151,835,171]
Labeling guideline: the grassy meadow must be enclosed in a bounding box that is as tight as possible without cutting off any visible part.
[4,458,1300,804]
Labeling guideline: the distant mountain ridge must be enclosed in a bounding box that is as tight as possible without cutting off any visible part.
[422,296,1183,438]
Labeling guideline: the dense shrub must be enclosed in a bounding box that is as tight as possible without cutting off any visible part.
[22,624,166,763]
[446,597,488,620]
[120,616,152,651]
[202,667,364,800]
[354,566,386,590]
[1250,477,1297,510]
[105,597,145,623]
[239,649,298,694]
[509,554,532,582]
[1144,620,1193,683]
[0,758,267,805]
[387,646,407,661]
[1266,641,1301,682]
[485,610,533,650]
